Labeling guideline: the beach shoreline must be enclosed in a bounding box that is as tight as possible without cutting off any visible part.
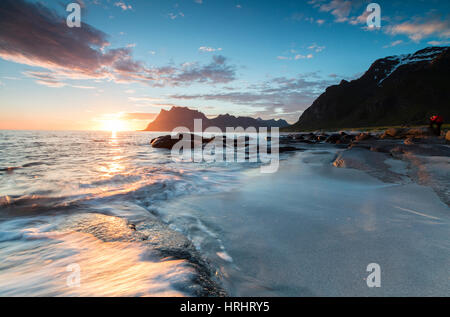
[155,138,450,296]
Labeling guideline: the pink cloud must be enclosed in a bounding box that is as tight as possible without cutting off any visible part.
[385,16,450,41]
[0,0,235,88]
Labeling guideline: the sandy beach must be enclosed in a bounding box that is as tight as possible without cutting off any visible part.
[156,146,450,296]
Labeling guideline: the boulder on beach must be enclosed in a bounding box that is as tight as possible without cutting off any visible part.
[404,137,416,145]
[405,127,433,138]
[284,134,316,144]
[325,133,355,144]
[150,135,179,149]
[355,132,375,142]
[325,134,341,144]
[288,134,304,141]
[381,128,406,139]
[338,134,355,144]
[381,127,433,139]
[151,133,214,149]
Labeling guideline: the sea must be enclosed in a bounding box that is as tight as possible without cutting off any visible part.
[1,130,449,297]
[0,130,276,296]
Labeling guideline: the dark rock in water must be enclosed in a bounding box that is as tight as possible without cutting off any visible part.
[150,135,181,149]
[297,139,316,144]
[355,132,375,142]
[282,134,313,144]
[381,128,406,139]
[292,134,305,140]
[404,137,416,145]
[316,135,328,142]
[325,134,341,144]
[339,134,356,144]
[279,146,302,153]
[325,133,356,144]
[265,146,304,154]
[151,133,214,149]
[22,162,46,168]
[0,166,20,173]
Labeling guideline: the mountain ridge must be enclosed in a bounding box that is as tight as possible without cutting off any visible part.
[286,46,450,131]
[143,106,289,131]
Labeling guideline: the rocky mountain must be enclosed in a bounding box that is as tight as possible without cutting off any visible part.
[143,106,289,131]
[287,46,450,131]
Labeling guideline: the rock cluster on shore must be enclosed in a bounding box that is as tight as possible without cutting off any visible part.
[281,127,450,206]
[150,133,215,149]
[284,127,448,145]
[149,127,449,205]
[150,133,305,153]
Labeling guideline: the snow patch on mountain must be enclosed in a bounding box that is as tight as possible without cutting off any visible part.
[378,47,448,85]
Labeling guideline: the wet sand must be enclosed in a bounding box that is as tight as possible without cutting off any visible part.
[157,150,450,296]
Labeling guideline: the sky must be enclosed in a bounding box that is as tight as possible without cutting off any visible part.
[0,0,449,130]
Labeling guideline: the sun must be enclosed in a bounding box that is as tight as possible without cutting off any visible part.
[100,119,127,133]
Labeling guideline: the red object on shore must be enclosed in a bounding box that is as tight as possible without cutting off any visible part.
[430,115,444,123]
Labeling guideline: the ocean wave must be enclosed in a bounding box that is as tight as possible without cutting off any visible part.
[0,210,226,296]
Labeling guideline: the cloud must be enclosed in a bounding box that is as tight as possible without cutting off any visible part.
[128,96,163,103]
[194,0,203,4]
[23,71,66,88]
[383,40,403,48]
[308,0,369,25]
[0,0,236,88]
[427,40,450,46]
[199,46,223,52]
[114,1,132,11]
[169,12,184,20]
[349,9,370,26]
[309,1,450,43]
[277,46,314,61]
[295,54,314,60]
[315,0,354,23]
[71,85,95,89]
[308,44,326,52]
[23,71,96,89]
[121,113,158,120]
[170,74,340,122]
[169,55,235,84]
[385,15,450,41]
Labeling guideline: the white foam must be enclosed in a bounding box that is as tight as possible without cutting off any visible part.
[0,215,196,297]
